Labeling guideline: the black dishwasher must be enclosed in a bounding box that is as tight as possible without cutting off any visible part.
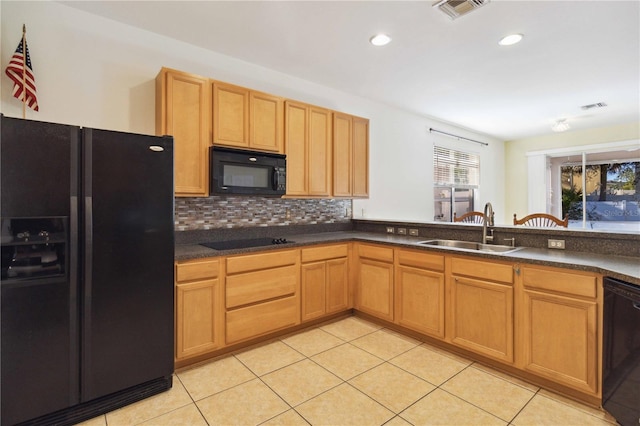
[602,277,640,426]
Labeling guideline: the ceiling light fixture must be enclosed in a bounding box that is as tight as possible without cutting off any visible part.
[370,34,391,46]
[552,119,570,132]
[498,33,523,46]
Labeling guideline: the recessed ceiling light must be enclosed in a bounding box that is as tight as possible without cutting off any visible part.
[370,34,392,46]
[498,33,523,46]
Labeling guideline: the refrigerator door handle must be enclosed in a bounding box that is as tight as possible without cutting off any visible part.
[82,128,94,392]
[69,128,80,405]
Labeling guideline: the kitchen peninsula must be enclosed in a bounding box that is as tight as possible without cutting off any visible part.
[174,219,639,408]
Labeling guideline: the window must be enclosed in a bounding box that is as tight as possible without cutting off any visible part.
[530,141,640,232]
[560,159,639,230]
[433,146,480,221]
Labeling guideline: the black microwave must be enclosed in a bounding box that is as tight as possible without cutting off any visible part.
[210,146,287,197]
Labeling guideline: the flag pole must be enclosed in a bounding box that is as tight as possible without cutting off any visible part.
[21,24,27,119]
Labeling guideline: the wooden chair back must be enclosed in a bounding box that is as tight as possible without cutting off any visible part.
[513,213,568,228]
[454,211,486,224]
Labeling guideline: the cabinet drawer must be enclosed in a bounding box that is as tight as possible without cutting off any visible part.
[226,249,298,275]
[226,265,298,308]
[226,296,299,344]
[358,244,393,263]
[301,244,348,263]
[522,266,597,298]
[175,258,220,282]
[451,257,513,284]
[396,249,444,271]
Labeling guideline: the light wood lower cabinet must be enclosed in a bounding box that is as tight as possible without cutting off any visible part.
[301,244,350,322]
[519,265,600,395]
[173,241,604,404]
[355,244,394,321]
[174,258,224,360]
[449,257,515,364]
[225,249,300,344]
[394,249,445,339]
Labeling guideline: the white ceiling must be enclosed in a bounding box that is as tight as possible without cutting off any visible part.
[60,0,640,141]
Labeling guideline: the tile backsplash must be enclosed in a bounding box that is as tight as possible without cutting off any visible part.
[175,196,352,231]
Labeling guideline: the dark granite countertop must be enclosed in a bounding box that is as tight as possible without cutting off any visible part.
[175,231,640,286]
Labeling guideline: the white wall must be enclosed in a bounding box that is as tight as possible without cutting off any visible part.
[1,0,505,223]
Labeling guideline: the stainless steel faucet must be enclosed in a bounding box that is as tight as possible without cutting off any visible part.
[482,202,494,244]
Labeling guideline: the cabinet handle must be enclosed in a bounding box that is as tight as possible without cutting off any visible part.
[514,265,520,275]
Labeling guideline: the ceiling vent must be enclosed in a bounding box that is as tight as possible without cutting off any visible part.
[433,0,490,20]
[580,102,608,110]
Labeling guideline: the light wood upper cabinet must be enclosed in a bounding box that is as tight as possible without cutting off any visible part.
[333,113,352,197]
[157,67,367,198]
[174,258,223,361]
[332,112,369,198]
[518,265,600,395]
[394,249,445,339]
[213,81,283,153]
[156,68,210,196]
[285,101,307,196]
[352,116,369,197]
[212,82,249,148]
[449,257,515,364]
[251,91,283,152]
[285,101,332,197]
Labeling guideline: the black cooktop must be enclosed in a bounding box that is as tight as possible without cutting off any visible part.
[200,237,294,251]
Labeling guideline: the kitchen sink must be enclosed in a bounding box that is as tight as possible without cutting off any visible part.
[416,239,525,254]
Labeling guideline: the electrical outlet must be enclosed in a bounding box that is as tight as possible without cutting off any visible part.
[386,227,395,234]
[548,239,565,249]
[409,229,419,236]
[397,228,407,235]
[285,209,291,220]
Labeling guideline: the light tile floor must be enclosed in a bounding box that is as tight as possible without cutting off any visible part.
[78,316,618,426]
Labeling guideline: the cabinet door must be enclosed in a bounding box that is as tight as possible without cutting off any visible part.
[285,101,308,196]
[301,261,326,322]
[213,82,249,148]
[352,117,369,198]
[521,289,598,394]
[450,276,514,363]
[308,106,332,196]
[357,258,394,321]
[332,113,352,197]
[250,91,283,152]
[326,257,349,314]
[395,265,445,338]
[157,69,210,196]
[175,279,223,359]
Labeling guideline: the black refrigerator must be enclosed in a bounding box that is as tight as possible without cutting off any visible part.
[0,115,174,425]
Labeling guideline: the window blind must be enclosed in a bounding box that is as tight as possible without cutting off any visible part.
[434,146,480,187]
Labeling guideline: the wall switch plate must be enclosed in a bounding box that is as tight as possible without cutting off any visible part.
[386,227,395,234]
[409,229,419,236]
[397,228,407,235]
[548,239,565,249]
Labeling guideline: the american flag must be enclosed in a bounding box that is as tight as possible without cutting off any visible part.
[5,36,38,111]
